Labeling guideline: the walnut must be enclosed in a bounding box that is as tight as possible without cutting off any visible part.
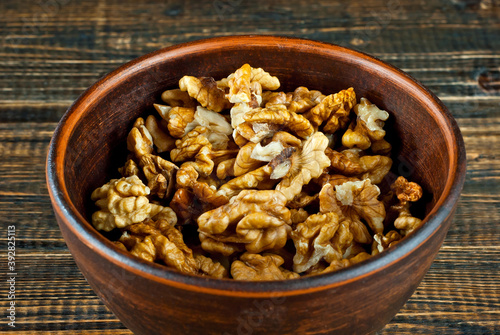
[250,141,285,162]
[226,63,252,103]
[130,235,156,262]
[127,118,154,158]
[199,233,245,256]
[287,192,318,209]
[288,86,325,114]
[153,224,198,274]
[275,132,331,201]
[326,148,392,184]
[321,252,371,274]
[217,158,236,179]
[291,212,341,273]
[153,103,172,120]
[183,143,238,177]
[303,87,356,133]
[334,179,386,241]
[262,91,291,107]
[161,88,197,108]
[169,188,209,225]
[122,220,197,274]
[233,129,250,147]
[179,76,231,112]
[194,106,233,136]
[233,142,265,176]
[341,121,371,150]
[170,127,212,162]
[231,253,299,281]
[248,66,280,90]
[290,208,310,226]
[139,154,178,199]
[269,131,302,148]
[163,106,197,138]
[176,164,228,207]
[218,164,273,197]
[119,159,140,177]
[144,115,176,153]
[195,254,229,279]
[371,138,392,156]
[355,98,389,139]
[236,121,280,143]
[342,98,389,149]
[91,175,174,232]
[372,230,402,255]
[393,203,423,236]
[391,176,423,205]
[197,190,291,254]
[243,105,314,139]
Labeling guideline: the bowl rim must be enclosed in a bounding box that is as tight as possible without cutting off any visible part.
[46,35,466,297]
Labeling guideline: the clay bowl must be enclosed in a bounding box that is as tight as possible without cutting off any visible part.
[46,35,466,335]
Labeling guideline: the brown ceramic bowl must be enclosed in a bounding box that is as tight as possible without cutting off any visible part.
[46,36,466,335]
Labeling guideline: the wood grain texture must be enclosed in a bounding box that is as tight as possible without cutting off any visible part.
[0,0,499,334]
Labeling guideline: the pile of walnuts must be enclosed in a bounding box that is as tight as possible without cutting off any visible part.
[91,64,424,280]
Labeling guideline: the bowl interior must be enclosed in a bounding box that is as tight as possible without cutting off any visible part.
[56,36,460,284]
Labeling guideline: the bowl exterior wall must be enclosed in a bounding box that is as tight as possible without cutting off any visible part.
[55,207,456,335]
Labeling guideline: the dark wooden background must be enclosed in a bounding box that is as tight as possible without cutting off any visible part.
[1,0,499,334]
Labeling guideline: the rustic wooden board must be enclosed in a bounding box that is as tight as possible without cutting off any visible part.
[1,0,499,333]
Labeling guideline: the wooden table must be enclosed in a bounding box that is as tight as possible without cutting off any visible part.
[1,0,499,334]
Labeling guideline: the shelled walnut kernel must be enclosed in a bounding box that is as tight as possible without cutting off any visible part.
[91,64,424,280]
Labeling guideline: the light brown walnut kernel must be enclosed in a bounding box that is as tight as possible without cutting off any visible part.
[119,159,140,177]
[217,158,236,180]
[303,87,356,133]
[233,142,265,176]
[199,233,245,256]
[179,76,231,112]
[145,115,176,153]
[127,118,154,158]
[130,235,156,262]
[287,192,318,209]
[166,106,197,138]
[263,91,291,107]
[195,254,229,279]
[327,148,392,185]
[288,86,325,114]
[227,63,252,103]
[217,165,276,200]
[372,230,402,255]
[139,154,178,199]
[161,88,197,108]
[290,208,310,226]
[176,164,229,207]
[393,203,423,236]
[291,212,341,273]
[342,98,389,149]
[391,176,423,205]
[91,175,155,231]
[335,180,385,233]
[170,127,212,162]
[197,190,291,254]
[321,252,371,274]
[231,253,299,281]
[243,104,314,139]
[276,132,331,201]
